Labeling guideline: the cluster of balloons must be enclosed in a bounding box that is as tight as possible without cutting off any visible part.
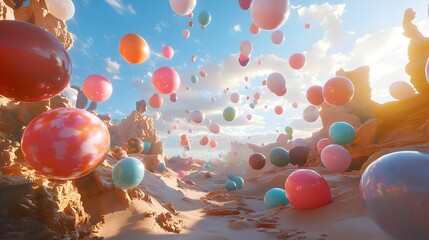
[225,174,244,192]
[239,40,253,67]
[180,134,191,151]
[112,157,145,189]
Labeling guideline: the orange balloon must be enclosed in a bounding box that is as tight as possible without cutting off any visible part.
[274,105,283,115]
[119,34,150,64]
[149,93,163,108]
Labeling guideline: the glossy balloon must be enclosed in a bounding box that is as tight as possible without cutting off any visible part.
[289,146,310,166]
[321,144,351,172]
[191,74,198,83]
[169,0,196,15]
[0,21,72,102]
[289,53,306,70]
[306,85,324,105]
[231,176,244,189]
[119,33,150,64]
[21,108,110,179]
[285,169,331,210]
[223,107,236,121]
[251,0,289,30]
[269,147,290,167]
[209,140,217,148]
[45,0,75,21]
[143,142,152,154]
[292,138,306,148]
[239,55,250,67]
[225,180,237,191]
[249,153,266,170]
[240,40,253,56]
[274,105,283,115]
[323,76,354,106]
[152,66,180,94]
[329,121,355,145]
[126,137,144,154]
[82,74,113,102]
[360,151,429,240]
[264,188,289,209]
[112,157,145,189]
[200,136,210,145]
[238,0,252,10]
[191,110,205,123]
[162,46,174,60]
[169,93,178,102]
[149,93,163,108]
[198,11,211,26]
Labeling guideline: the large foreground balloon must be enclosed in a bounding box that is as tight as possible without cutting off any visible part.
[119,33,150,64]
[269,147,290,167]
[198,11,212,27]
[323,76,354,106]
[360,151,429,240]
[249,153,266,170]
[264,188,289,209]
[289,53,306,70]
[82,74,113,102]
[285,169,331,210]
[45,0,75,21]
[251,0,289,30]
[0,21,72,102]
[152,67,180,94]
[21,108,110,179]
[223,107,236,121]
[169,0,196,15]
[112,157,145,189]
[321,144,351,172]
[329,121,355,145]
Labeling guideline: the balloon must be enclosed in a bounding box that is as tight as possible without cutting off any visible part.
[149,93,163,108]
[200,136,210,145]
[267,72,286,95]
[264,188,289,209]
[303,105,319,122]
[211,96,216,102]
[150,112,161,120]
[239,55,250,67]
[240,40,253,56]
[225,180,237,191]
[21,108,110,179]
[223,107,236,122]
[329,121,355,145]
[250,22,260,34]
[0,21,72,102]
[198,11,211,27]
[285,169,331,210]
[289,146,310,166]
[275,87,287,97]
[205,163,211,170]
[389,81,416,100]
[305,23,310,29]
[208,123,221,134]
[249,153,266,170]
[162,46,174,60]
[82,74,113,102]
[292,138,306,147]
[126,137,144,154]
[360,151,429,240]
[320,144,351,172]
[284,126,293,135]
[200,70,207,77]
[188,21,194,27]
[169,93,178,102]
[181,134,188,141]
[238,0,252,10]
[323,76,354,106]
[178,170,185,179]
[230,93,240,103]
[191,55,197,62]
[152,66,180,94]
[157,162,166,172]
[119,33,150,64]
[292,102,298,108]
[112,157,145,189]
[306,85,324,105]
[247,114,252,121]
[191,110,205,124]
[317,138,333,154]
[269,147,290,167]
[271,30,285,45]
[188,12,193,18]
[249,103,255,109]
[209,140,217,148]
[169,0,196,15]
[231,176,244,189]
[289,53,306,70]
[262,80,267,86]
[182,29,190,39]
[251,0,289,30]
[45,0,75,21]
[274,105,283,115]
[143,142,152,153]
[191,74,198,83]
[254,92,261,100]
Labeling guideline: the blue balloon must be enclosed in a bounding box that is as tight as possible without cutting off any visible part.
[269,147,291,167]
[112,157,145,189]
[264,188,290,209]
[226,173,235,180]
[329,121,355,145]
[143,142,151,153]
[157,162,166,172]
[205,163,211,170]
[231,176,244,189]
[198,11,211,27]
[225,180,237,192]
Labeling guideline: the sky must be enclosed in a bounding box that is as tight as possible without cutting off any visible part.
[66,0,428,159]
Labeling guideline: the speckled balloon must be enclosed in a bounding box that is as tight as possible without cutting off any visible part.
[21,107,110,179]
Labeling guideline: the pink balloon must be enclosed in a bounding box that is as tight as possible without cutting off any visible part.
[200,70,207,77]
[320,144,351,172]
[152,66,180,94]
[305,23,310,29]
[267,72,286,95]
[271,30,285,45]
[244,76,249,82]
[162,46,174,60]
[289,53,306,70]
[191,55,196,62]
[191,110,204,123]
[240,40,253,56]
[178,170,185,179]
[208,123,221,134]
[230,92,240,103]
[182,29,190,39]
[188,12,193,18]
[247,114,252,120]
[209,140,217,148]
[82,74,113,102]
[238,0,252,10]
[169,93,178,102]
[169,0,196,15]
[303,105,319,122]
[292,102,298,108]
[250,22,260,34]
[254,92,261,100]
[251,0,289,30]
[258,60,263,66]
[285,169,332,210]
[317,138,333,154]
[149,93,163,108]
[275,87,287,97]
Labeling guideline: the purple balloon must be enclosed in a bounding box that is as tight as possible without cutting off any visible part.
[289,146,310,167]
[239,56,250,67]
[360,151,429,240]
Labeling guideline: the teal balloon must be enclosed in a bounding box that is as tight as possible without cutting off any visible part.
[225,180,237,192]
[231,176,244,189]
[285,126,293,135]
[249,103,255,109]
[198,11,211,27]
[269,147,290,167]
[264,188,290,209]
[143,142,151,153]
[112,157,145,189]
[205,163,211,170]
[191,74,198,83]
[329,121,356,145]
[223,107,236,121]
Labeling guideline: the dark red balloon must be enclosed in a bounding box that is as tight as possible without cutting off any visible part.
[0,20,71,102]
[249,153,266,170]
[239,55,250,67]
[306,85,324,105]
[126,137,144,154]
[169,93,178,103]
[238,0,252,10]
[289,146,310,166]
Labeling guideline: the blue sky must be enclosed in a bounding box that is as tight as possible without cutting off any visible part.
[67,0,427,159]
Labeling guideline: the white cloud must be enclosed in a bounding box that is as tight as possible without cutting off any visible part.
[233,24,241,32]
[105,0,136,15]
[154,21,169,33]
[105,58,121,79]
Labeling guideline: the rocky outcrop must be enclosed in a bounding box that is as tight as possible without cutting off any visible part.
[0,0,15,20]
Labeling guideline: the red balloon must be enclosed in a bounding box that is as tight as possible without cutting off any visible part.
[239,54,250,67]
[289,146,310,166]
[82,74,113,102]
[305,23,310,29]
[21,108,110,179]
[250,22,260,34]
[262,80,267,86]
[200,136,210,145]
[323,76,355,106]
[238,0,252,10]
[209,140,217,148]
[285,169,332,210]
[249,153,266,170]
[274,105,283,115]
[289,53,306,70]
[0,20,71,102]
[306,85,324,105]
[149,93,163,108]
[275,87,287,96]
[181,134,188,141]
[152,66,181,94]
[169,93,178,102]
[188,21,193,27]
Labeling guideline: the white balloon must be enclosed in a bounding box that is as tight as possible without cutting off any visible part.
[389,81,416,100]
[271,30,285,45]
[150,112,161,120]
[169,0,196,15]
[303,105,319,122]
[45,0,75,21]
[182,29,190,39]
